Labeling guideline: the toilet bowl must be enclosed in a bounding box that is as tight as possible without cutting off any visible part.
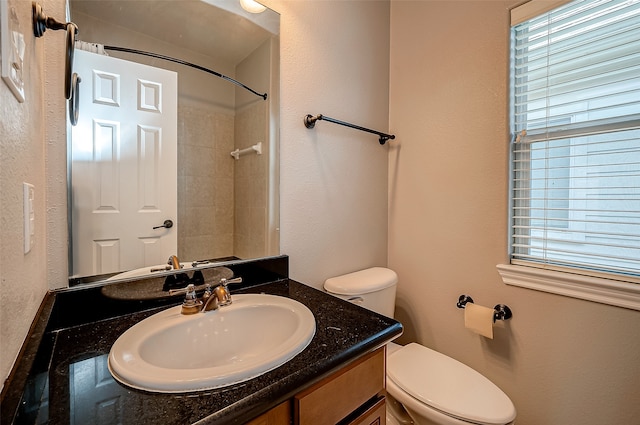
[324,268,516,425]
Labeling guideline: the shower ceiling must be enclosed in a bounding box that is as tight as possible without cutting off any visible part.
[69,0,276,66]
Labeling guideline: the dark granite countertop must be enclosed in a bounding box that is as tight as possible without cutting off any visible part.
[1,256,402,424]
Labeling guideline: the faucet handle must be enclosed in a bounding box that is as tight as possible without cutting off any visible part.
[179,284,202,315]
[220,277,243,286]
[183,284,197,300]
[168,284,191,296]
[215,277,241,306]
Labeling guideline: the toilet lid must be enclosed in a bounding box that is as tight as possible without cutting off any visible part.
[387,343,516,425]
[324,267,397,295]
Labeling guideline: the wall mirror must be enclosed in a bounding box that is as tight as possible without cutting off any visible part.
[67,0,280,285]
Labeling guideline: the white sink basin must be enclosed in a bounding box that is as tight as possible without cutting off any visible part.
[108,293,316,393]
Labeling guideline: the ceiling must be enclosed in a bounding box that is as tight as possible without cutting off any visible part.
[69,0,278,65]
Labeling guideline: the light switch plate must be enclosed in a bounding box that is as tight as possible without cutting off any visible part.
[1,0,26,102]
[23,182,35,254]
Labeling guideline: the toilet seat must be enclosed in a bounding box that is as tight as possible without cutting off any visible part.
[387,343,516,425]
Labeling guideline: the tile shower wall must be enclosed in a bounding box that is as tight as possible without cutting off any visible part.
[234,101,269,259]
[178,102,235,261]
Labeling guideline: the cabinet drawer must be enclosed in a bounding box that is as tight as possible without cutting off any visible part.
[246,400,292,425]
[294,347,385,425]
[345,396,386,425]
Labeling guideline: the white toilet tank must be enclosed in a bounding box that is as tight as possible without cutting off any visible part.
[324,267,398,317]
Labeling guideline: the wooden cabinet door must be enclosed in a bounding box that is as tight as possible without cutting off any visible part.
[294,348,385,425]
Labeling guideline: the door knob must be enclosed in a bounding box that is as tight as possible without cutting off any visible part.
[153,219,174,229]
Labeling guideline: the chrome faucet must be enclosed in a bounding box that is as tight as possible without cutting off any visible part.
[169,277,242,315]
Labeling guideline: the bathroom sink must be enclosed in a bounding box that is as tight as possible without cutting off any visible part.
[108,293,316,393]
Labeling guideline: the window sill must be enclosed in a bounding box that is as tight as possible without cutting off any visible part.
[496,264,640,311]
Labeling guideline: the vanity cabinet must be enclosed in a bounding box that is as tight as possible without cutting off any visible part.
[2,270,403,425]
[344,397,386,425]
[294,347,386,425]
[246,401,292,425]
[249,347,386,425]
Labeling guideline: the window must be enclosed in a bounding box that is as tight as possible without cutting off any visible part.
[499,0,640,310]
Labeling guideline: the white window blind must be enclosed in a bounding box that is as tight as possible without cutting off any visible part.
[510,0,640,279]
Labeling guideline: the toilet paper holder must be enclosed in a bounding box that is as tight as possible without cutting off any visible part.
[456,295,512,323]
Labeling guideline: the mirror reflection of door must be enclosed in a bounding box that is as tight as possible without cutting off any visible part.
[71,50,178,278]
[69,354,127,424]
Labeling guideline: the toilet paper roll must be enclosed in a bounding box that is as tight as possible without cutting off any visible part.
[464,303,494,339]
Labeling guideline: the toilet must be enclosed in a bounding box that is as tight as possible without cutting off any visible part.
[324,267,517,425]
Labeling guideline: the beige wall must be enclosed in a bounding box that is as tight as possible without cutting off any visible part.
[388,1,640,424]
[1,0,65,391]
[271,0,391,286]
[4,2,640,424]
[1,0,391,390]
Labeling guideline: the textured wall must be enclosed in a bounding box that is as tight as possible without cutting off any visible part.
[388,1,640,424]
[44,0,69,291]
[14,7,638,424]
[3,0,391,387]
[0,0,63,390]
[269,0,391,288]
[5,0,390,390]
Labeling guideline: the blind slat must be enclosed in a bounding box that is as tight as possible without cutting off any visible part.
[511,0,640,144]
[509,0,640,279]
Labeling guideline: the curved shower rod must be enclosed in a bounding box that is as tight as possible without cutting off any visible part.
[103,45,268,100]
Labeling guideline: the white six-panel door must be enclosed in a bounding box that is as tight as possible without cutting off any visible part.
[71,50,178,278]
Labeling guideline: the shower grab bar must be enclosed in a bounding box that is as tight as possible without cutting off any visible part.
[102,45,268,100]
[304,114,396,145]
